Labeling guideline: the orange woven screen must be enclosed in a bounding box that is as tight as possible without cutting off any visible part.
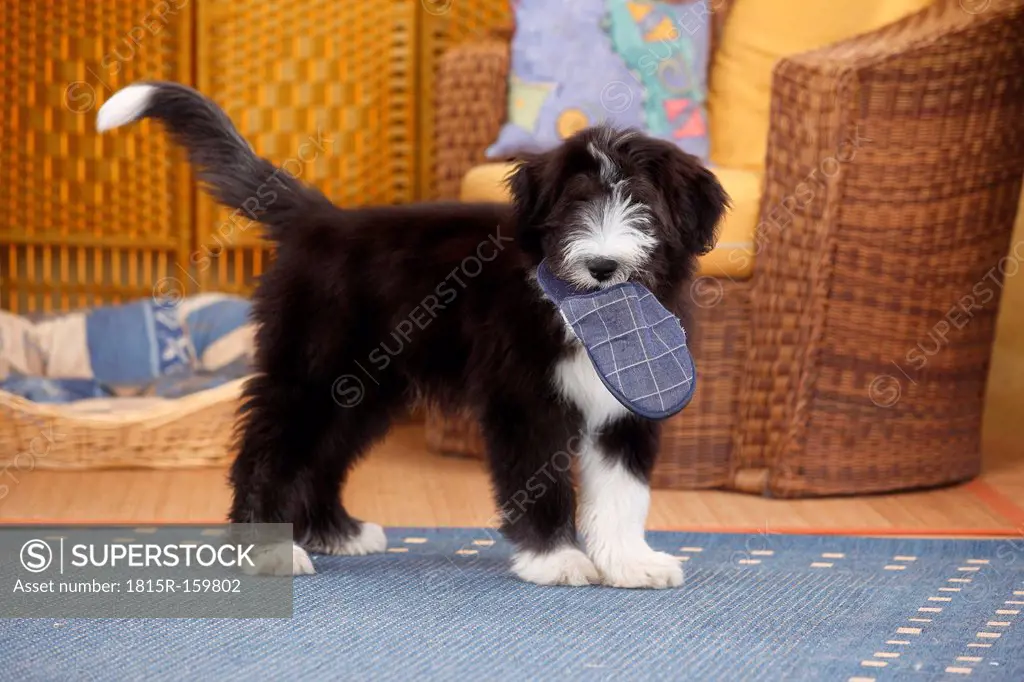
[194,0,418,294]
[1,1,497,305]
[0,1,193,313]
[418,0,512,199]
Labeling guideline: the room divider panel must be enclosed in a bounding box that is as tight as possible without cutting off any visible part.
[1,0,511,306]
[192,0,420,294]
[0,1,193,312]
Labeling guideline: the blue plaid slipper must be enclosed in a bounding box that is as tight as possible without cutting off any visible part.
[536,261,696,420]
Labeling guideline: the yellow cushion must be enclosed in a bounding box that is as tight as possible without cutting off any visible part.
[461,163,517,204]
[460,163,762,280]
[698,166,760,279]
[708,0,932,171]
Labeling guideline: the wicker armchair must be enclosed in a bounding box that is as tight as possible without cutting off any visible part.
[426,0,1024,497]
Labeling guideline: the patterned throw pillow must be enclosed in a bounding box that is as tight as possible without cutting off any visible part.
[176,293,254,371]
[14,299,195,390]
[487,0,711,160]
[606,0,710,157]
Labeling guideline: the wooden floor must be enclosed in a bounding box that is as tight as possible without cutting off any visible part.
[1,421,1022,536]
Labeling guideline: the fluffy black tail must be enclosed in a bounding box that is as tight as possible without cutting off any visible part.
[97,80,333,238]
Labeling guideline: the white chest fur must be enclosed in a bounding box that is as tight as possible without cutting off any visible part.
[553,342,630,431]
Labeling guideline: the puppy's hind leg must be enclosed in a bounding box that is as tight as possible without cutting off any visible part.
[296,396,398,558]
[229,375,322,575]
[229,374,396,574]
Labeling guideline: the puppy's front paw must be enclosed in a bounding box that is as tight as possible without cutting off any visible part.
[598,550,683,589]
[242,542,316,576]
[511,546,600,587]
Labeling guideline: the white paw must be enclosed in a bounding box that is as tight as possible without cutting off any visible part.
[305,522,387,556]
[242,542,316,576]
[291,543,316,574]
[597,550,683,589]
[511,546,600,587]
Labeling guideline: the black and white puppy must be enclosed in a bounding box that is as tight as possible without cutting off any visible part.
[97,82,727,589]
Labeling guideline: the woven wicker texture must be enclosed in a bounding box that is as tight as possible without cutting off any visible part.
[424,1,513,200]
[0,380,243,471]
[427,0,1024,495]
[735,0,1024,496]
[431,38,510,201]
[0,1,192,313]
[194,0,418,294]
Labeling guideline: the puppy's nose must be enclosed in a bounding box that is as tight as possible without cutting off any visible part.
[587,257,619,282]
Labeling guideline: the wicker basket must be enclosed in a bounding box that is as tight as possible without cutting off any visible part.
[0,378,247,471]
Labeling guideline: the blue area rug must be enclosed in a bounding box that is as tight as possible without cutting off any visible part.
[2,528,1023,680]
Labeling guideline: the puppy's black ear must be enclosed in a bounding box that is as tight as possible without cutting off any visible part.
[662,149,729,255]
[505,155,552,258]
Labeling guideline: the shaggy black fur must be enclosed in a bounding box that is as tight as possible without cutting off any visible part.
[113,82,727,556]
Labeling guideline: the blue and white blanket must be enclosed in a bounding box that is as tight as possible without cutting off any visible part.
[0,294,254,403]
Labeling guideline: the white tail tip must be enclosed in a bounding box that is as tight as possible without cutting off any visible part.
[96,84,157,132]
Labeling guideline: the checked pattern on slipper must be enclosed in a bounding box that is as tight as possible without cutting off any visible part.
[536,260,695,420]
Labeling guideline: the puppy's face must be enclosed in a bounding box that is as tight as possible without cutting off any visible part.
[508,127,728,293]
